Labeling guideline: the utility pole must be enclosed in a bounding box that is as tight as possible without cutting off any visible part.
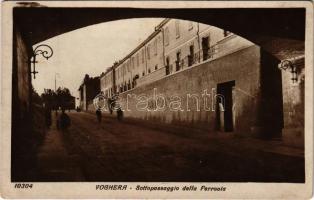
[55,72,60,92]
[55,73,60,115]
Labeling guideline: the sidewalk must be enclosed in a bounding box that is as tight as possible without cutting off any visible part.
[36,113,85,181]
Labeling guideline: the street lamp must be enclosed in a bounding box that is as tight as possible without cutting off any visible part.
[54,73,61,114]
[30,44,53,79]
[278,55,304,84]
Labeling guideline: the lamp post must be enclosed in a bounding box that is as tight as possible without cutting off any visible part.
[55,72,60,92]
[30,44,53,79]
[278,55,304,85]
[54,73,60,115]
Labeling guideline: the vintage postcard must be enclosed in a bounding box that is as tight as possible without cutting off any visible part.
[0,1,313,199]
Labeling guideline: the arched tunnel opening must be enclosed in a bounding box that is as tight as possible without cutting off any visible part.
[10,5,305,182]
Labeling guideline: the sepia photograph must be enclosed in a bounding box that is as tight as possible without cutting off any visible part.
[1,1,313,199]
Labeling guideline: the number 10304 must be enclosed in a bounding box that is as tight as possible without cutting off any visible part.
[14,183,33,189]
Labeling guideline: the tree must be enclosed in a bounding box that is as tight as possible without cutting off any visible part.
[41,89,57,110]
[56,87,73,110]
[31,86,42,105]
[41,87,75,110]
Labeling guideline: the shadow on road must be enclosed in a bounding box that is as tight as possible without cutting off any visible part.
[35,111,305,182]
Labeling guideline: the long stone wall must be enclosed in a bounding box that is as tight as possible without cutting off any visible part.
[117,45,263,135]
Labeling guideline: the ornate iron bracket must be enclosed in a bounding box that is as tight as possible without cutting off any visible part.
[30,44,53,79]
[278,60,293,71]
[278,56,304,84]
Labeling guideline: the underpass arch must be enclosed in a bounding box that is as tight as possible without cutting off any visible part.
[14,6,305,60]
[10,5,307,181]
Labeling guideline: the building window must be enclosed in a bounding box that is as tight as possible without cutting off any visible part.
[136,53,139,67]
[133,58,135,69]
[142,49,145,63]
[142,71,145,76]
[153,39,157,56]
[202,36,210,61]
[155,65,158,70]
[165,57,170,75]
[165,27,170,46]
[188,45,194,67]
[147,45,150,60]
[175,20,180,38]
[223,30,231,37]
[188,21,193,30]
[128,80,131,90]
[148,68,151,73]
[131,57,134,70]
[176,51,181,71]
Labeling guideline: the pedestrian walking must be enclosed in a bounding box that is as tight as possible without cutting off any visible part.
[44,104,52,129]
[117,107,123,121]
[96,108,102,123]
[108,98,113,115]
[58,108,71,130]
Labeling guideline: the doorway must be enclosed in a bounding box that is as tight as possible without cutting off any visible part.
[188,45,194,66]
[175,51,181,71]
[165,57,170,75]
[216,80,235,132]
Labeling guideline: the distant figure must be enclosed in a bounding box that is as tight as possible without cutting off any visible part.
[44,105,52,129]
[58,108,71,130]
[108,98,113,115]
[96,108,102,123]
[117,107,123,121]
[76,106,81,112]
[111,94,123,121]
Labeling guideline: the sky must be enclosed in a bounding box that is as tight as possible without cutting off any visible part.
[32,18,164,100]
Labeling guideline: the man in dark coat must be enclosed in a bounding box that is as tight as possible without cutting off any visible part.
[58,108,71,130]
[44,104,52,128]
